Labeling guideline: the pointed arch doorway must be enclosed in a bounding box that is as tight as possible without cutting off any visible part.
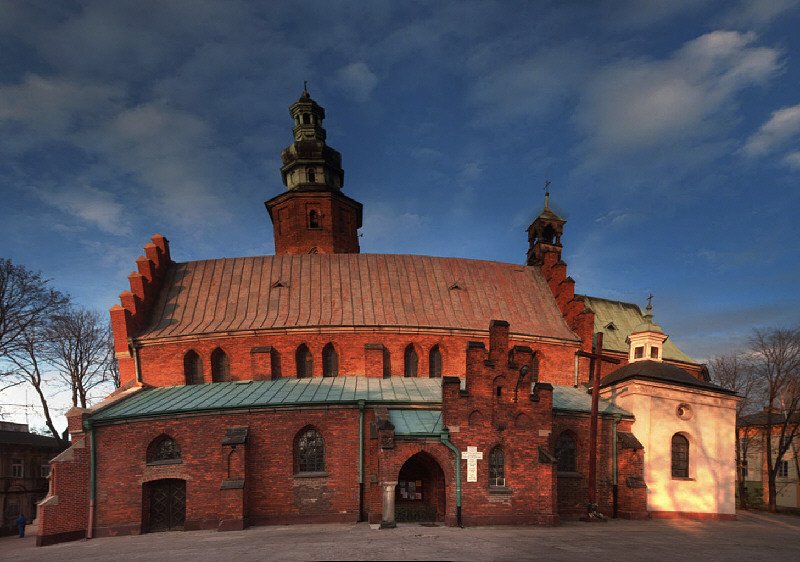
[395,452,446,523]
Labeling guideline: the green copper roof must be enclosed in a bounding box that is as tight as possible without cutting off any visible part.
[89,377,631,424]
[552,385,633,418]
[91,377,442,423]
[581,296,697,365]
[389,410,444,436]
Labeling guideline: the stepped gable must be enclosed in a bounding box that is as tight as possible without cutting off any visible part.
[136,253,579,342]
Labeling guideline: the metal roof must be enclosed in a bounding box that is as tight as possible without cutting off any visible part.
[89,377,632,424]
[581,296,697,365]
[90,377,442,423]
[389,410,443,436]
[552,385,633,417]
[600,360,734,395]
[137,254,579,342]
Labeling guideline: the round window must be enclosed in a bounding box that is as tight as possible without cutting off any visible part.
[676,403,693,420]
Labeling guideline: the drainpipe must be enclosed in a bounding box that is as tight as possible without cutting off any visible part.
[440,431,462,527]
[612,414,621,518]
[358,400,365,522]
[129,338,142,385]
[86,420,97,539]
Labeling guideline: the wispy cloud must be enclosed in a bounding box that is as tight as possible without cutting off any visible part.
[30,184,131,236]
[331,62,378,103]
[743,104,800,156]
[574,31,782,161]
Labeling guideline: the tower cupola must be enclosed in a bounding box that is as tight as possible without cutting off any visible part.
[526,187,566,266]
[266,86,363,255]
[627,296,669,362]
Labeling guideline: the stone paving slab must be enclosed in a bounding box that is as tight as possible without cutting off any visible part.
[2,511,799,561]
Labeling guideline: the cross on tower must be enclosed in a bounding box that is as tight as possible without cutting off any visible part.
[647,292,654,309]
[576,332,620,520]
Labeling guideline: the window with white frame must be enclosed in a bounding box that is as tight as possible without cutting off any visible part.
[11,458,23,478]
[777,460,789,478]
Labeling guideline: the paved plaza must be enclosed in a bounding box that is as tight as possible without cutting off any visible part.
[2,511,800,561]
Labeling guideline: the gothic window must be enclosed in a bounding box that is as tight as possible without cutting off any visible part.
[295,427,325,473]
[308,209,320,229]
[404,344,418,377]
[211,348,230,382]
[671,433,689,478]
[183,350,203,385]
[489,447,505,487]
[296,344,313,378]
[307,167,316,183]
[429,345,442,378]
[322,343,338,377]
[147,436,181,464]
[555,432,577,473]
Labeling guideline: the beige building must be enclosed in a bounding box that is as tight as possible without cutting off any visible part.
[600,305,740,519]
[739,413,800,509]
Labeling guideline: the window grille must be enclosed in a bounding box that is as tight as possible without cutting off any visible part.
[671,433,689,478]
[296,428,325,473]
[148,437,182,464]
[489,447,505,487]
[778,460,789,478]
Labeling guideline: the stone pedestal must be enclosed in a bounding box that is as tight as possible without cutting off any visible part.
[380,482,397,529]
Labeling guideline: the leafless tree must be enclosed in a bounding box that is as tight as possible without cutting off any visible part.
[709,352,758,508]
[46,307,115,409]
[4,324,62,440]
[0,258,68,362]
[749,327,800,512]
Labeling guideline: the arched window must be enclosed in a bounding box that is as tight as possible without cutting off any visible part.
[296,344,313,378]
[555,431,577,473]
[429,345,442,378]
[489,447,505,487]
[147,436,181,464]
[307,167,316,183]
[672,433,689,478]
[211,348,230,382]
[183,350,203,385]
[308,209,320,229]
[322,343,338,377]
[404,344,418,377]
[295,427,325,473]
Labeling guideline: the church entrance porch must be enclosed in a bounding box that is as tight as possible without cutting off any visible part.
[395,452,446,523]
[143,479,186,533]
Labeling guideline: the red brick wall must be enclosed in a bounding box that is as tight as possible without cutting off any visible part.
[136,331,581,387]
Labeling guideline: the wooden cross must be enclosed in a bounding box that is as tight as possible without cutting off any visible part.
[576,332,620,517]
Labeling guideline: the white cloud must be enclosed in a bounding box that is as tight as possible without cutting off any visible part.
[31,184,130,236]
[332,62,378,103]
[784,151,800,169]
[574,31,781,158]
[743,104,800,156]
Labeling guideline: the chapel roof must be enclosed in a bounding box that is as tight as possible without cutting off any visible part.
[0,429,66,449]
[137,254,579,342]
[88,378,632,424]
[600,360,734,394]
[580,296,697,365]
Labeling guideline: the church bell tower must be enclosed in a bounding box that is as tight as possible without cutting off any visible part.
[265,86,363,254]
[526,188,565,266]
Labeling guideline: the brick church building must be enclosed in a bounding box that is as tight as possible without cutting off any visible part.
[36,90,739,545]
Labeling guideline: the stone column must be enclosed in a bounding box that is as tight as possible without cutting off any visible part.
[380,481,398,529]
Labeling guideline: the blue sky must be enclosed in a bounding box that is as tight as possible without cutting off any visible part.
[2,0,800,375]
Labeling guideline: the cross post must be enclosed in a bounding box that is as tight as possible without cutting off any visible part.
[576,332,620,520]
